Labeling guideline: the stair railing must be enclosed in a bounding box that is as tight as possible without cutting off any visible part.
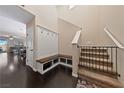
[71,28,122,78]
[78,45,119,78]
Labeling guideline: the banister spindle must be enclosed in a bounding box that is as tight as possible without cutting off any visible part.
[116,47,118,77]
[103,47,104,72]
[111,48,113,73]
[99,47,100,71]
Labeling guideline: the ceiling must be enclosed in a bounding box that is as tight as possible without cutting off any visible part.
[0,16,26,39]
[0,5,34,24]
[0,5,34,40]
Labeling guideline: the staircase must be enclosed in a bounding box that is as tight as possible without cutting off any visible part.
[78,46,122,87]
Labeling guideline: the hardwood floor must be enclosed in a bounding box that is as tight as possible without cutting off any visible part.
[0,53,77,88]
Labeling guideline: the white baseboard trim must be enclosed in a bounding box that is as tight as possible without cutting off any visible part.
[32,68,37,72]
[26,63,37,72]
[72,72,78,77]
[26,63,32,68]
[59,62,72,68]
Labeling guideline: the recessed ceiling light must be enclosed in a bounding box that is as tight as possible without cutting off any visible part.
[9,37,14,40]
[9,36,14,40]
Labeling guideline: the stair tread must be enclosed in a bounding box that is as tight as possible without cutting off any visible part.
[81,52,108,55]
[81,52,109,59]
[81,48,107,50]
[79,61,112,68]
[79,65,113,72]
[78,67,122,87]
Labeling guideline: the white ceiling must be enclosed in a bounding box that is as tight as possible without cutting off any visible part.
[0,16,26,39]
[0,5,34,39]
[0,5,34,24]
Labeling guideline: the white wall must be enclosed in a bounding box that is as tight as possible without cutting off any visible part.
[57,5,115,45]
[58,19,80,55]
[99,6,124,85]
[57,6,100,45]
[99,6,124,46]
[58,19,80,77]
[23,5,58,32]
[36,26,58,59]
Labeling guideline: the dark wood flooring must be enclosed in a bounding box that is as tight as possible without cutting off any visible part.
[0,53,77,88]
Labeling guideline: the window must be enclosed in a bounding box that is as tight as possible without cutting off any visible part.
[0,39,7,45]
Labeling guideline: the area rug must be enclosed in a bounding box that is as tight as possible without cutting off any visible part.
[76,79,100,88]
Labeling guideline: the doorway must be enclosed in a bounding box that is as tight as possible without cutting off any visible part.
[0,5,35,73]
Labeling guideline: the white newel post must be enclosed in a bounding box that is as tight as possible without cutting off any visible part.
[72,45,80,77]
[71,30,82,77]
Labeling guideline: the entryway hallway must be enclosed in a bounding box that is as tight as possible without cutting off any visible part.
[0,5,124,88]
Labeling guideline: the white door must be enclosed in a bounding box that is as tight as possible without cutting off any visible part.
[26,20,35,69]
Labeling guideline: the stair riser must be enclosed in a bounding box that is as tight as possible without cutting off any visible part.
[81,53,109,59]
[81,49,107,53]
[79,58,112,67]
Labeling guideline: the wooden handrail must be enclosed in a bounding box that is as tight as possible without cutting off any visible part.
[104,28,124,49]
[72,30,81,45]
